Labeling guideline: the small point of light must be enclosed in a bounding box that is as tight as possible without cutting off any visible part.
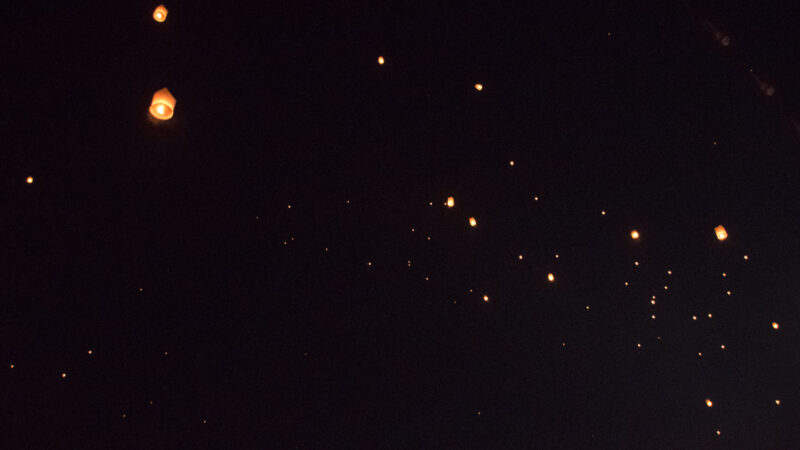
[377,56,384,65]
[547,273,555,282]
[624,282,629,286]
[664,285,669,290]
[483,295,489,302]
[533,196,539,201]
[474,83,483,91]
[722,272,727,277]
[586,305,590,310]
[636,343,641,348]
[720,345,725,350]
[630,230,640,240]
[469,217,477,227]
[698,352,703,357]
[716,430,721,436]
[367,261,372,267]
[61,373,67,379]
[726,290,731,296]
[9,364,14,369]
[692,315,697,321]
[651,314,656,319]
[715,225,728,241]
[518,254,523,260]
[509,160,515,166]
[708,313,713,318]
[775,399,781,405]
[447,196,454,208]
[287,204,291,209]
[554,253,559,259]
[667,269,672,275]
[706,398,713,407]
[26,176,34,184]
[634,261,639,266]
[772,322,780,330]
[743,255,749,260]
[88,350,93,355]
[651,299,656,305]
[601,210,606,215]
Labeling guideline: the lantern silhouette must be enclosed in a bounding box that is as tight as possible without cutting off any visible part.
[714,225,727,241]
[153,5,168,22]
[149,88,176,120]
[447,196,454,208]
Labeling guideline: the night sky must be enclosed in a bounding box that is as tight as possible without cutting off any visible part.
[4,1,800,448]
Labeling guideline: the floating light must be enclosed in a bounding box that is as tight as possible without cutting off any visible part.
[772,322,780,330]
[149,88,176,120]
[630,230,640,240]
[469,217,477,227]
[474,83,483,91]
[714,225,728,241]
[547,273,555,282]
[153,5,168,22]
[26,176,33,184]
[447,196,454,208]
[483,295,489,302]
[705,398,713,407]
[377,56,385,65]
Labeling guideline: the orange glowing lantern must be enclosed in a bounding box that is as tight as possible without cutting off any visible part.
[772,322,780,330]
[705,398,713,407]
[547,273,555,282]
[630,230,640,240]
[474,83,483,91]
[447,196,454,208]
[714,225,727,241]
[149,88,176,120]
[377,56,385,65]
[153,5,168,22]
[469,217,477,227]
[26,176,33,184]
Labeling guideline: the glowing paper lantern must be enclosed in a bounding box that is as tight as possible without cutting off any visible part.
[630,230,640,240]
[469,217,477,227]
[26,176,33,184]
[474,83,483,91]
[447,196,454,208]
[377,56,385,65]
[705,398,713,407]
[714,225,727,241]
[772,322,780,330]
[483,295,489,302]
[547,273,555,282]
[153,5,168,22]
[149,88,176,120]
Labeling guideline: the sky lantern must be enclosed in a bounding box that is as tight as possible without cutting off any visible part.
[705,398,713,407]
[547,273,555,282]
[149,88,176,120]
[377,56,385,65]
[714,225,728,241]
[474,83,483,91]
[483,295,489,302]
[772,322,780,330]
[26,176,33,184]
[469,217,477,227]
[153,5,168,22]
[447,196,454,208]
[630,230,640,240]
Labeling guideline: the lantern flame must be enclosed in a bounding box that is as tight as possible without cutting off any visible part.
[714,225,727,241]
[153,5,168,22]
[149,88,176,120]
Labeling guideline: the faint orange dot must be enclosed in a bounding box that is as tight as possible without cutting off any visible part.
[775,399,781,405]
[447,196,455,208]
[509,160,514,166]
[651,299,656,305]
[720,345,725,350]
[287,204,291,209]
[772,322,780,330]
[547,273,555,282]
[722,273,726,277]
[716,430,721,436]
[474,83,483,91]
[533,196,539,201]
[634,261,639,266]
[667,270,672,275]
[698,352,703,356]
[743,255,749,260]
[554,254,559,259]
[726,291,731,296]
[61,373,67,378]
[518,254,523,260]
[88,350,93,355]
[26,176,34,184]
[377,56,384,65]
[692,316,697,321]
[664,285,669,290]
[624,282,629,286]
[705,398,713,407]
[708,313,713,318]
[483,295,489,302]
[9,364,14,369]
[630,230,640,239]
[601,210,606,215]
[651,315,656,319]
[636,343,641,348]
[469,217,477,227]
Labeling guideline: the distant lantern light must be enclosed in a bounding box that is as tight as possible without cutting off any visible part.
[630,230,640,240]
[772,322,780,330]
[61,373,67,379]
[775,399,781,405]
[26,176,33,184]
[149,88,176,120]
[447,196,454,208]
[509,160,514,166]
[377,56,385,65]
[743,254,749,260]
[518,254,523,260]
[469,217,477,227]
[705,398,713,407]
[547,273,555,282]
[474,83,483,91]
[715,225,728,241]
[483,295,489,302]
[601,210,606,215]
[153,5,168,22]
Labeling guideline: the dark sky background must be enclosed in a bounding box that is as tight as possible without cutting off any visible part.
[3,1,799,448]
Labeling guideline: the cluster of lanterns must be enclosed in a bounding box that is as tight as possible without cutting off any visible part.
[149,5,176,121]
